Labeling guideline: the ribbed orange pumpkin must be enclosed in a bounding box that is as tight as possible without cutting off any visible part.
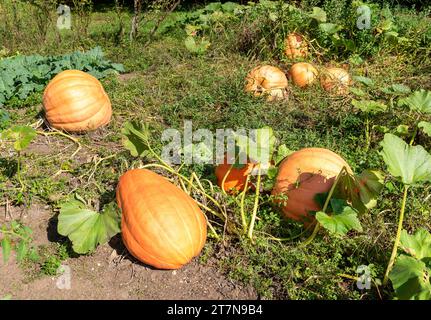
[215,158,254,193]
[289,62,318,88]
[245,65,288,101]
[284,33,308,60]
[320,67,351,95]
[117,169,207,269]
[43,70,112,132]
[272,148,352,224]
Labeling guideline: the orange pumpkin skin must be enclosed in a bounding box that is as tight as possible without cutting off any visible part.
[290,62,318,88]
[272,148,352,224]
[215,160,254,193]
[284,33,308,60]
[245,65,288,101]
[43,70,112,132]
[117,169,207,270]
[320,67,351,95]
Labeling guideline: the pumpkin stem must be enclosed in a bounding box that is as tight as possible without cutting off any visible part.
[140,163,227,221]
[220,153,240,196]
[247,164,262,241]
[240,174,250,233]
[383,185,409,286]
[36,129,81,158]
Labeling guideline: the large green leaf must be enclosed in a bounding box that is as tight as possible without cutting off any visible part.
[398,89,431,114]
[316,206,362,235]
[352,99,387,114]
[389,255,431,300]
[319,23,342,34]
[0,125,36,152]
[379,133,431,185]
[352,76,374,87]
[418,121,431,138]
[121,121,151,158]
[309,7,326,22]
[336,169,384,213]
[57,198,121,254]
[381,84,411,95]
[400,229,431,260]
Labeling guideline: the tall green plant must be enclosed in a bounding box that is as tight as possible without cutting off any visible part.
[379,134,431,285]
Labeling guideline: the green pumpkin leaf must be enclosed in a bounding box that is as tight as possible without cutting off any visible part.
[121,121,151,158]
[15,240,28,262]
[389,255,431,300]
[309,7,327,22]
[1,237,11,263]
[356,170,384,209]
[396,124,410,136]
[400,229,431,260]
[352,99,387,114]
[352,76,374,87]
[319,23,342,34]
[373,125,390,133]
[0,125,36,152]
[349,87,366,97]
[398,90,431,114]
[274,144,293,165]
[381,84,411,95]
[379,133,431,185]
[316,206,362,235]
[57,198,121,254]
[418,121,431,137]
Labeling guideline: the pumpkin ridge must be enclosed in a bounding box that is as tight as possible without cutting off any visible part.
[45,85,106,116]
[122,215,180,269]
[47,96,110,125]
[164,183,197,259]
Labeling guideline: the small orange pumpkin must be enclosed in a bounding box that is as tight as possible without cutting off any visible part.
[272,148,352,224]
[43,70,112,132]
[284,33,308,60]
[289,62,318,88]
[320,67,352,95]
[215,157,254,193]
[117,169,207,269]
[245,65,288,101]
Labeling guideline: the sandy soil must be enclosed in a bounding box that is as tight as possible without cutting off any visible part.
[0,203,257,300]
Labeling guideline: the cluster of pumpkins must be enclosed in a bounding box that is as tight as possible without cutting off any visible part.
[244,33,352,100]
[41,32,353,270]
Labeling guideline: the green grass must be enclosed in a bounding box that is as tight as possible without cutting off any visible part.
[1,1,431,300]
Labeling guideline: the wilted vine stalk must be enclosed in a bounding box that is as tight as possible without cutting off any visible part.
[132,130,229,240]
[382,185,409,285]
[247,164,262,240]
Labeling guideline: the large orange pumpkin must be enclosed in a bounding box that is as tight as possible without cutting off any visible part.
[284,33,308,60]
[215,158,254,193]
[117,169,207,269]
[245,65,288,101]
[43,70,112,132]
[289,62,318,88]
[320,67,351,95]
[272,148,352,224]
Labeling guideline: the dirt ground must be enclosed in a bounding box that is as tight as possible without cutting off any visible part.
[0,202,257,300]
